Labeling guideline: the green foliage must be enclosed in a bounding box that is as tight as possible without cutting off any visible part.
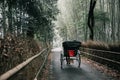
[94,10,109,22]
[0,0,58,43]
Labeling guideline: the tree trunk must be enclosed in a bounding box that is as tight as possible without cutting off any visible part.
[8,1,13,34]
[111,0,115,42]
[2,0,7,38]
[88,0,96,40]
[118,0,120,40]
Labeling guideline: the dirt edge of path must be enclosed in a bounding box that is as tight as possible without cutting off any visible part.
[82,57,120,80]
[40,52,52,80]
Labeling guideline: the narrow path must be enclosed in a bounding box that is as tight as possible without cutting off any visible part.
[50,48,116,80]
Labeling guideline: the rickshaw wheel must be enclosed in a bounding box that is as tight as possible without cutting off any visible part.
[60,53,63,69]
[78,54,81,67]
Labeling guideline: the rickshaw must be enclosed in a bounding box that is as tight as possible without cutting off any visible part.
[60,40,81,69]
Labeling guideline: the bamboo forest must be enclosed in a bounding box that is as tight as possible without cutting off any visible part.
[0,0,120,80]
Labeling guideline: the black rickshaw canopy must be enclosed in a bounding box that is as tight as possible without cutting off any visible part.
[62,40,81,50]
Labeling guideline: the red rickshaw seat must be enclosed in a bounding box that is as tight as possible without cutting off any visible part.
[68,50,75,57]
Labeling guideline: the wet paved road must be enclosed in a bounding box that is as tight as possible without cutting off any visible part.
[50,48,115,80]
